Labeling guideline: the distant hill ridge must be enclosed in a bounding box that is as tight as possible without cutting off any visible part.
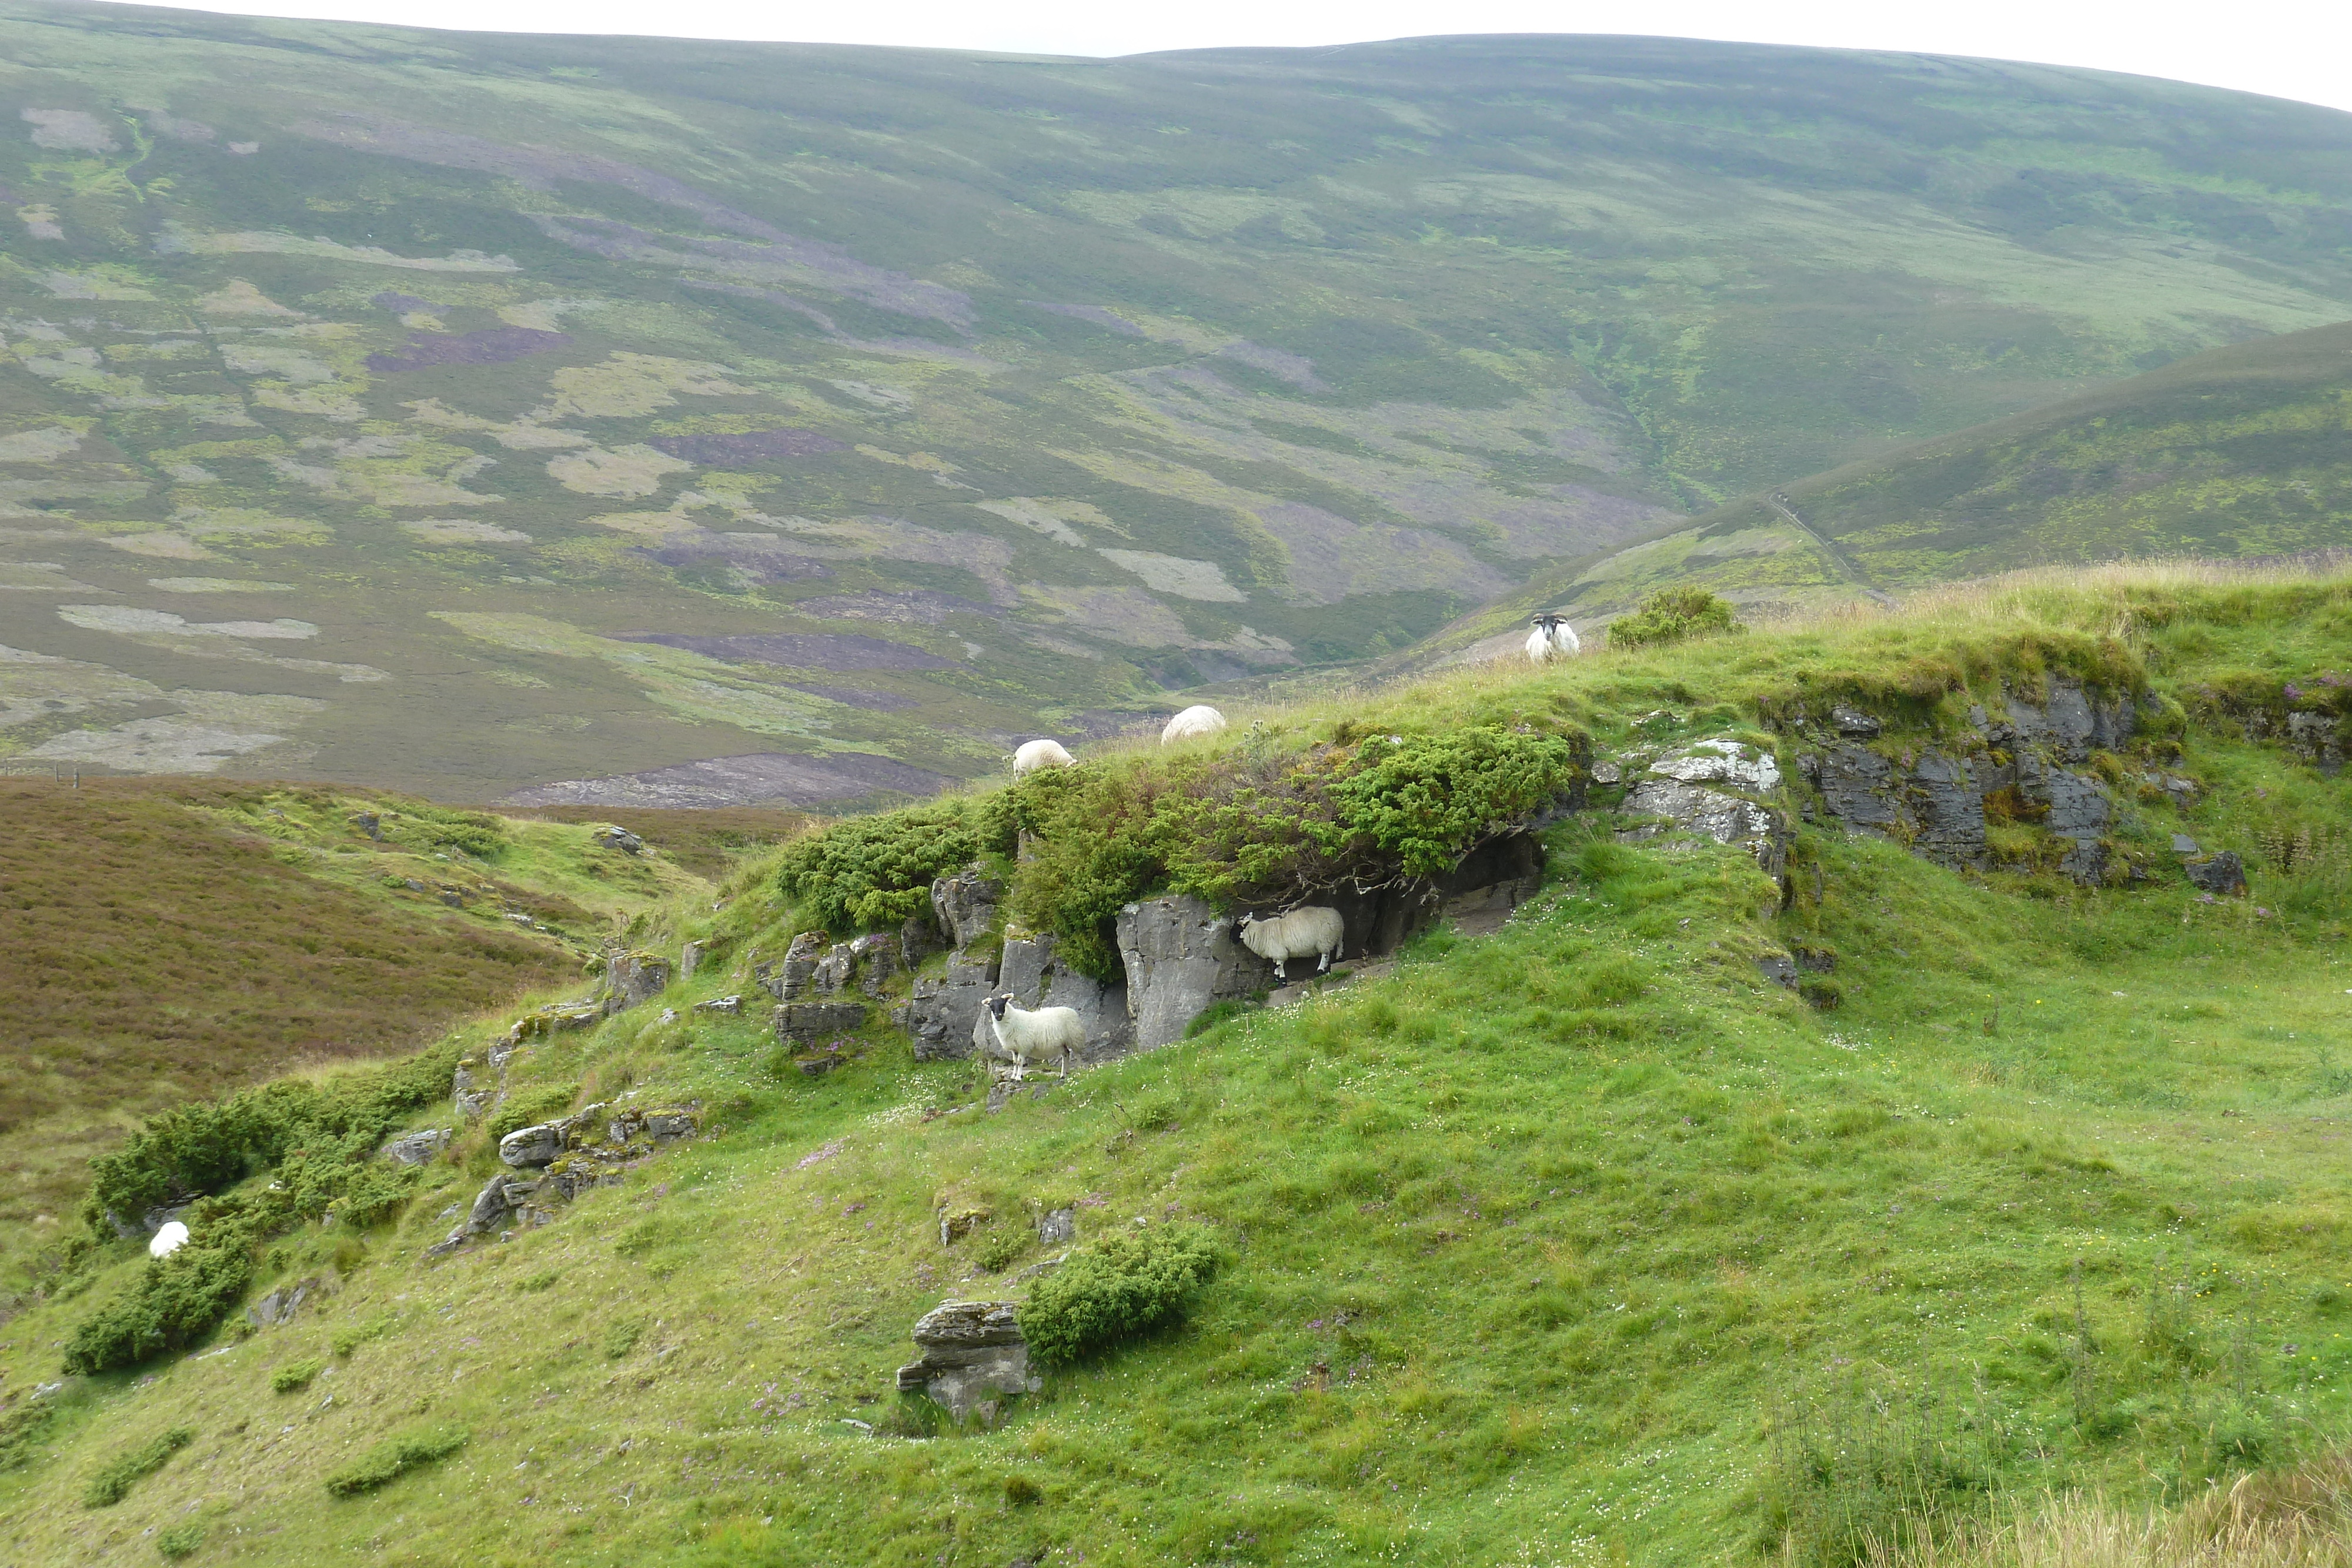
[3,6,2352,795]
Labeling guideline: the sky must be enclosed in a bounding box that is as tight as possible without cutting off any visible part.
[92,0,2352,116]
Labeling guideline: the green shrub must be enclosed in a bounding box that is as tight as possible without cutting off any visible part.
[1018,1222,1223,1366]
[84,1426,193,1507]
[0,1400,56,1474]
[271,1358,322,1393]
[1005,1475,1042,1507]
[603,1318,644,1359]
[330,1315,393,1358]
[1609,588,1742,651]
[323,1427,467,1497]
[774,800,1009,933]
[63,1238,253,1376]
[974,1226,1028,1274]
[155,1522,205,1560]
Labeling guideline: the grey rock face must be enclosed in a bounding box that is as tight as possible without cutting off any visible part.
[1037,1208,1076,1245]
[2289,711,2344,776]
[380,1128,452,1167]
[1830,704,1882,738]
[2187,851,2249,895]
[1619,740,1789,884]
[499,1122,567,1168]
[680,940,705,979]
[779,930,826,1001]
[691,995,742,1015]
[998,931,1133,1064]
[595,824,644,855]
[894,1300,1040,1423]
[776,999,868,1045]
[604,951,671,1014]
[1755,954,1798,988]
[1118,894,1278,1052]
[246,1276,319,1329]
[932,868,1004,948]
[813,942,858,994]
[851,932,902,997]
[899,945,1000,1061]
[900,912,946,968]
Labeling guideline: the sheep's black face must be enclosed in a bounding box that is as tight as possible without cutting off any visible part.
[985,994,1009,1019]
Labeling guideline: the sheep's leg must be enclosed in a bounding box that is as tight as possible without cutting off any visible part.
[1318,946,1333,973]
[1008,1056,1025,1083]
[1273,958,1287,981]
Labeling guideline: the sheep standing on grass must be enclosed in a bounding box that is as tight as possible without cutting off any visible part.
[1526,611,1581,663]
[149,1221,189,1260]
[1161,705,1228,744]
[1013,738,1076,775]
[983,992,1085,1081]
[1238,906,1345,981]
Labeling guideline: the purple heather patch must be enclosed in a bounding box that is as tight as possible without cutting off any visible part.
[618,631,955,671]
[365,326,570,372]
[370,290,445,315]
[644,429,847,464]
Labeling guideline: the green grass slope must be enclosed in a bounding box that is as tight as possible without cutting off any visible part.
[4,9,2352,794]
[1421,322,2352,661]
[4,567,2352,1564]
[0,779,792,1276]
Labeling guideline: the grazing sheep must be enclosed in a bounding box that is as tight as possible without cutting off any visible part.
[149,1221,189,1260]
[1013,738,1076,775]
[1238,905,1345,980]
[1161,704,1228,744]
[1526,611,1581,663]
[983,992,1085,1081]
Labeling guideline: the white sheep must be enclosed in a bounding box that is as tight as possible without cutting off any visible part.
[1237,905,1345,980]
[1526,612,1582,663]
[1013,738,1075,775]
[1161,705,1228,744]
[149,1221,189,1260]
[983,992,1085,1081]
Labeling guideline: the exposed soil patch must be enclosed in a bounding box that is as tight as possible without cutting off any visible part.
[645,429,847,464]
[617,631,956,671]
[501,751,950,809]
[366,327,571,372]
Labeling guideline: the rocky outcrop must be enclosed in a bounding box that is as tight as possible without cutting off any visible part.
[850,932,902,997]
[379,1128,450,1167]
[1619,740,1790,885]
[895,1300,1039,1425]
[998,931,1132,1063]
[432,1102,696,1255]
[594,824,644,855]
[499,1122,567,1168]
[776,999,868,1045]
[1118,894,1278,1052]
[2288,712,2345,776]
[2187,850,2249,896]
[604,951,671,1013]
[1037,1207,1076,1245]
[932,868,1003,948]
[247,1276,320,1329]
[1791,680,2137,885]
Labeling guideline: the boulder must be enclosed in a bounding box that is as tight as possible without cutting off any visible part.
[1117,894,1278,1052]
[2187,851,2249,896]
[380,1128,452,1167]
[605,951,671,1014]
[894,1300,1040,1424]
[776,999,868,1045]
[595,824,644,854]
[1037,1208,1076,1246]
[940,1206,993,1246]
[931,868,1004,949]
[1830,704,1882,738]
[499,1122,567,1168]
[680,940,706,979]
[2288,711,2344,776]
[813,942,858,995]
[692,995,743,1015]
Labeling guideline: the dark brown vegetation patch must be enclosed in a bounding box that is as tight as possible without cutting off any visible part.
[644,430,847,464]
[364,327,570,372]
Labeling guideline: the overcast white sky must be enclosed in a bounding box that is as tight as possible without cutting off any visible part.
[96,0,2352,116]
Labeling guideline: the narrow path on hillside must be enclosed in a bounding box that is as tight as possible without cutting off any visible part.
[1763,493,1897,606]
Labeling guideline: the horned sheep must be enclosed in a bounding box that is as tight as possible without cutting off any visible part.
[1161,704,1228,744]
[1013,738,1075,775]
[1237,905,1345,981]
[983,992,1085,1081]
[1525,611,1581,663]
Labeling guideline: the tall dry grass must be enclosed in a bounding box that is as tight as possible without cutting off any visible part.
[1860,1456,2352,1567]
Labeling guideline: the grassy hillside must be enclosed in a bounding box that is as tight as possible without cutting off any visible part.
[4,11,2352,795]
[1421,322,2352,662]
[0,779,795,1277]
[4,564,2351,1564]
